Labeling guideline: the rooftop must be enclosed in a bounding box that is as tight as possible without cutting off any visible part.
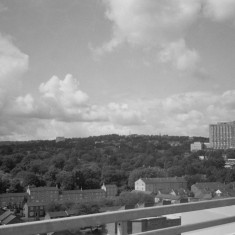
[140,177,187,184]
[47,211,68,218]
[29,187,58,192]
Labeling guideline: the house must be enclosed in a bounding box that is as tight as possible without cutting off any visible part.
[82,189,106,202]
[155,193,180,204]
[23,201,48,220]
[0,210,22,225]
[0,192,26,208]
[65,209,79,216]
[59,190,83,203]
[101,184,118,198]
[26,186,59,203]
[191,182,227,200]
[225,159,235,169]
[135,177,187,194]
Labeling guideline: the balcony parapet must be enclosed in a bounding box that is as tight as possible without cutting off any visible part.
[1,197,235,235]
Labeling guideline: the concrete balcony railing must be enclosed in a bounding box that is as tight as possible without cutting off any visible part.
[1,197,235,235]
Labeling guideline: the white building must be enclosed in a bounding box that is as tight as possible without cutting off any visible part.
[190,142,202,152]
[209,121,235,149]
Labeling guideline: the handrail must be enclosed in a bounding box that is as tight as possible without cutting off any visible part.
[1,197,235,235]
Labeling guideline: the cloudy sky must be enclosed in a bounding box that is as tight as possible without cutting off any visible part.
[1,0,235,140]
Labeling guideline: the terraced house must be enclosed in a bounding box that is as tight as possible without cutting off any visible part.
[135,177,187,194]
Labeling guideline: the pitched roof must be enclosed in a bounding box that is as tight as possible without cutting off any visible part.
[1,215,17,225]
[26,201,51,206]
[62,190,83,194]
[156,194,180,200]
[194,182,226,190]
[65,209,79,216]
[47,211,68,218]
[100,206,122,212]
[140,177,186,184]
[105,185,117,188]
[0,210,12,221]
[0,193,26,198]
[29,187,58,192]
[131,190,154,195]
[82,189,105,193]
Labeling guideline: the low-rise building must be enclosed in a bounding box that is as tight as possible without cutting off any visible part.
[0,192,26,208]
[135,177,187,194]
[191,182,228,200]
[26,186,59,203]
[0,210,22,225]
[190,142,203,152]
[101,184,118,198]
[55,137,65,143]
[23,201,48,220]
[225,159,235,169]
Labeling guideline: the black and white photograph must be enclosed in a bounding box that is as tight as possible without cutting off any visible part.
[1,1,235,235]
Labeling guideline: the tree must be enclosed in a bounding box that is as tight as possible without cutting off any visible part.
[81,163,101,189]
[44,166,60,186]
[101,166,127,186]
[167,165,185,177]
[73,202,100,215]
[20,172,42,187]
[51,154,66,170]
[116,191,154,206]
[1,157,15,172]
[45,201,63,212]
[56,171,76,190]
[8,179,24,193]
[128,167,167,188]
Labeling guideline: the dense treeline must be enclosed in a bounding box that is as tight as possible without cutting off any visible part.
[0,134,235,194]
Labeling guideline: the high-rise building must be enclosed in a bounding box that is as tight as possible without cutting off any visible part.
[209,121,235,149]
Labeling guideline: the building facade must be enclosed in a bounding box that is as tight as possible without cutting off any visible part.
[135,178,187,194]
[209,122,235,149]
[101,184,118,198]
[0,193,26,208]
[190,142,203,152]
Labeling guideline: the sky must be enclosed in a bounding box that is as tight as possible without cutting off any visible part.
[1,0,235,140]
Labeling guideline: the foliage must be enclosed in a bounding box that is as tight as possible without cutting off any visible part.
[128,167,167,188]
[0,134,233,193]
[115,191,154,206]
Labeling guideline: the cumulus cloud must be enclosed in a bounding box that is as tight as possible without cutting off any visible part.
[101,0,201,47]
[159,39,200,72]
[0,34,28,82]
[0,33,29,135]
[107,102,145,125]
[4,82,235,139]
[93,0,235,72]
[91,0,203,72]
[4,73,144,126]
[0,34,29,116]
[39,74,89,106]
[203,0,235,21]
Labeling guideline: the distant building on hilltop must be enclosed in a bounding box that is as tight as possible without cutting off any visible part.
[209,122,235,149]
[56,137,65,143]
[135,177,187,194]
[190,142,203,152]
